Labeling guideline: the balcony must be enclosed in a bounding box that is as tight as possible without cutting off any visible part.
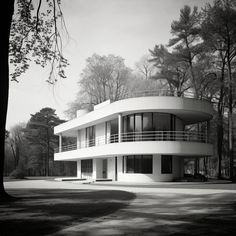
[55,131,209,154]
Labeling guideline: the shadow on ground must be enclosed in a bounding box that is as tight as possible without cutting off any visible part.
[53,192,236,236]
[0,189,136,236]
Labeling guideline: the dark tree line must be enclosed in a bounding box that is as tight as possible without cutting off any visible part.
[4,108,76,178]
[149,1,236,179]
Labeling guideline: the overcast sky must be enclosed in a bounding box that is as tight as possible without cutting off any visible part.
[6,0,213,129]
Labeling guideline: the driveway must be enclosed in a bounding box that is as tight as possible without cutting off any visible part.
[2,180,236,236]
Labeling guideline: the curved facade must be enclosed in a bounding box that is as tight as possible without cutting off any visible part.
[54,95,214,182]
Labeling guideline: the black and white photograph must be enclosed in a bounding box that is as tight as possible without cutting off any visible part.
[1,0,236,235]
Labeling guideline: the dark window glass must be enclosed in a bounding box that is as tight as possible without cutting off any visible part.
[134,155,142,173]
[123,116,128,133]
[161,155,172,174]
[110,119,118,143]
[142,155,153,173]
[81,159,93,173]
[86,126,95,147]
[127,115,134,132]
[127,115,134,141]
[143,113,153,140]
[153,113,171,140]
[143,113,153,131]
[175,117,184,131]
[125,155,152,173]
[153,113,171,131]
[126,156,134,173]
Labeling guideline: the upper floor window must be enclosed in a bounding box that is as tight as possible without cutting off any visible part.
[86,126,95,147]
[122,112,183,141]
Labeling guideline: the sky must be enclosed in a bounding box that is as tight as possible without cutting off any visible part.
[6,0,213,130]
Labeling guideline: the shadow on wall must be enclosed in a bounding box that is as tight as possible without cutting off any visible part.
[0,189,136,236]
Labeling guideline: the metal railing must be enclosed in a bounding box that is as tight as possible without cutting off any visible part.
[54,131,208,153]
[120,89,211,101]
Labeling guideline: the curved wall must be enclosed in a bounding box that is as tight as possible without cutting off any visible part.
[54,96,214,136]
[54,141,213,161]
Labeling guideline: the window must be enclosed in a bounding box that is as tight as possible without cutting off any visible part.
[122,113,179,142]
[161,155,172,174]
[110,119,118,143]
[81,159,93,173]
[135,114,142,141]
[86,126,95,147]
[125,155,153,173]
[143,113,153,141]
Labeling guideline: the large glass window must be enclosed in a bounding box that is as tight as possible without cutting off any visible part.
[121,113,183,141]
[161,155,172,174]
[153,113,172,140]
[127,114,134,141]
[143,113,153,140]
[110,119,118,143]
[81,159,93,173]
[86,126,95,147]
[125,155,153,173]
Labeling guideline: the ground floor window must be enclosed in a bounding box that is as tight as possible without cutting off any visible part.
[161,155,172,174]
[81,159,93,173]
[125,155,152,173]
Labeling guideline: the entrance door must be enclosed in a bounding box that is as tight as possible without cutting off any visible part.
[102,159,107,178]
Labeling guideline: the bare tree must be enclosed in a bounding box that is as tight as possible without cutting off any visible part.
[65,54,131,118]
[135,54,155,80]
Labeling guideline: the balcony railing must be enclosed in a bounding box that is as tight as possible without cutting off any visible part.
[55,131,209,153]
[120,89,211,101]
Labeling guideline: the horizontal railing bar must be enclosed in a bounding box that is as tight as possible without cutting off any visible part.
[55,130,209,153]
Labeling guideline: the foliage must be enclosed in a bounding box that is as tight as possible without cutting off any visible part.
[24,108,65,176]
[9,0,69,83]
[149,44,190,96]
[9,168,25,179]
[168,5,202,97]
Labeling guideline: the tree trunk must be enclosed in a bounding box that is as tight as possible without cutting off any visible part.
[227,60,234,181]
[217,117,223,179]
[0,0,15,199]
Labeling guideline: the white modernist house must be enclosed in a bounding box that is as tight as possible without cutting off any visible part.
[54,91,214,182]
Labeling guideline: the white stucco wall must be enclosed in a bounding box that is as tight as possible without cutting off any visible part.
[55,141,213,161]
[108,157,115,180]
[96,159,103,179]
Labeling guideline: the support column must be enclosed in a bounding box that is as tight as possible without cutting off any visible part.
[76,130,80,149]
[77,160,81,178]
[59,134,62,152]
[118,113,122,142]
